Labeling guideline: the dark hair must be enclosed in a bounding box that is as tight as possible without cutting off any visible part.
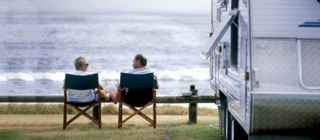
[135,54,147,66]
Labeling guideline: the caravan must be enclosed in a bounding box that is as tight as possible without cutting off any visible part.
[207,0,320,139]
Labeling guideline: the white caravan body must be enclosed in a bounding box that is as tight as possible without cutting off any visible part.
[208,0,320,139]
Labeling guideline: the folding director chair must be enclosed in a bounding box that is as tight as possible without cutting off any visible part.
[118,73,157,128]
[63,73,102,129]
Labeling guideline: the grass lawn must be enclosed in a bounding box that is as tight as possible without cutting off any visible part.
[0,114,222,140]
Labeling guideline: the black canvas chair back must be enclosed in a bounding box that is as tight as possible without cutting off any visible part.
[118,72,157,128]
[63,73,102,129]
[65,73,99,90]
[120,73,155,107]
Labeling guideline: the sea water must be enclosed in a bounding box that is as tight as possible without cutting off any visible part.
[0,12,213,96]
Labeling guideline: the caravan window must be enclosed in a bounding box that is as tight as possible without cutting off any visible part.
[230,0,239,69]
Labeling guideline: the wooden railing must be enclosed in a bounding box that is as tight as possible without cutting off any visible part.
[0,85,218,124]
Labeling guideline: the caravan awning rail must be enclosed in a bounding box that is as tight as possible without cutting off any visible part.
[299,21,320,27]
[205,10,239,58]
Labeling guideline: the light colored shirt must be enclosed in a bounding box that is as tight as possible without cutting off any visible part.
[126,67,152,74]
[66,70,97,103]
[125,67,159,89]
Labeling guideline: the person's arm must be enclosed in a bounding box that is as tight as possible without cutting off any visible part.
[97,73,105,90]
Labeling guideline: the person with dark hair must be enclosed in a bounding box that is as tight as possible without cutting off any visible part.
[130,54,149,73]
[133,54,147,67]
[128,54,159,87]
[110,54,159,103]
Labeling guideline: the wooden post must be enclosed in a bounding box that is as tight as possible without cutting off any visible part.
[188,85,198,124]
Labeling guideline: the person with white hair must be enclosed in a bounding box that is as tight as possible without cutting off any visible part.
[66,56,116,103]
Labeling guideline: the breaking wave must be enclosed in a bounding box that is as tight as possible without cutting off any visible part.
[0,68,209,82]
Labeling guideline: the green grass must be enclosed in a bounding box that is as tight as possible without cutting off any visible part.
[0,130,24,140]
[0,115,222,140]
[0,104,220,140]
[0,104,218,116]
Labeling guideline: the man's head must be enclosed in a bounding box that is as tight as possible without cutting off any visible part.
[133,54,147,69]
[74,56,89,72]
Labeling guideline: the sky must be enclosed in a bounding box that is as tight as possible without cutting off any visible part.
[0,0,211,14]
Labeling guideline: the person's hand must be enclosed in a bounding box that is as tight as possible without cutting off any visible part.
[98,85,104,90]
[117,87,125,92]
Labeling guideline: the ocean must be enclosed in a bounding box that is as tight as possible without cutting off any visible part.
[0,12,213,96]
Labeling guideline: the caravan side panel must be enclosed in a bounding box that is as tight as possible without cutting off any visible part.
[251,0,320,38]
[249,0,320,134]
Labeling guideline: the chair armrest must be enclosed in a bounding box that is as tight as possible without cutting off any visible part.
[118,88,125,101]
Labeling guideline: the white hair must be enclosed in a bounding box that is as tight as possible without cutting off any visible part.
[74,56,87,70]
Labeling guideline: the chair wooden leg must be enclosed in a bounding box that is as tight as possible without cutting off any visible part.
[126,104,153,123]
[73,105,101,128]
[122,104,148,124]
[98,103,102,129]
[117,89,157,128]
[118,101,123,128]
[123,103,155,127]
[92,103,102,129]
[63,103,67,130]
[66,106,92,126]
[63,103,102,129]
[153,90,157,128]
[153,102,156,129]
[93,104,99,121]
[133,108,154,124]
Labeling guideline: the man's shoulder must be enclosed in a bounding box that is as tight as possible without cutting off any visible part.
[125,68,153,75]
